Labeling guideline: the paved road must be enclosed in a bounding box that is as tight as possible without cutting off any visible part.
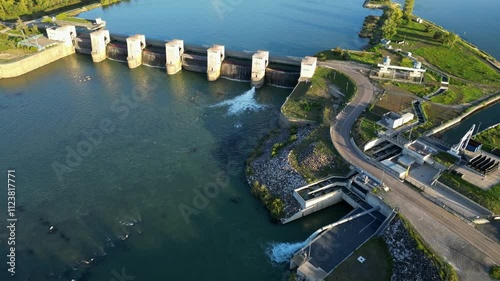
[319,61,500,277]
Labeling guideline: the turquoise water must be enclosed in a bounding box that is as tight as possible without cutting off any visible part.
[80,0,378,56]
[0,55,352,280]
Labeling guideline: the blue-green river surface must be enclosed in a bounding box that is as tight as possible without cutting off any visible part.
[1,0,499,280]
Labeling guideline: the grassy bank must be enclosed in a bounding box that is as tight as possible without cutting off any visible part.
[473,125,500,153]
[415,102,462,136]
[326,237,393,281]
[281,67,356,123]
[1,0,120,21]
[385,19,500,105]
[250,181,284,219]
[353,116,382,146]
[439,172,500,213]
[394,82,438,98]
[433,152,458,168]
[280,67,356,181]
[393,20,500,85]
[316,48,383,66]
[490,265,500,280]
[399,215,459,281]
[289,126,350,182]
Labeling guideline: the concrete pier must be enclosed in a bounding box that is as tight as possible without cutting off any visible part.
[207,44,225,81]
[251,50,269,88]
[46,25,76,47]
[165,39,184,75]
[126,34,146,69]
[90,30,110,63]
[300,56,317,80]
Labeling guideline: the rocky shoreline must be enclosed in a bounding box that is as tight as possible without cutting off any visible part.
[246,125,317,220]
[383,218,442,281]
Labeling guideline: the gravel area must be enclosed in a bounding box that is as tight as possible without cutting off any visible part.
[296,141,336,174]
[246,125,317,219]
[383,218,442,281]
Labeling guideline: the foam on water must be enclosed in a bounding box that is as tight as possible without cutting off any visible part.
[211,87,266,115]
[266,241,306,263]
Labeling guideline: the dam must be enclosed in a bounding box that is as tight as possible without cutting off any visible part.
[49,25,315,88]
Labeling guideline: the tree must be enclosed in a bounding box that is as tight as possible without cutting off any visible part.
[403,0,415,19]
[443,32,459,47]
[381,18,398,39]
[490,265,500,280]
[15,18,25,31]
[433,31,444,41]
[378,6,402,39]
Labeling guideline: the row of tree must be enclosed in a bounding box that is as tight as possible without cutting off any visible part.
[0,0,84,20]
[0,0,121,20]
[379,5,403,39]
[377,0,459,47]
[377,0,414,39]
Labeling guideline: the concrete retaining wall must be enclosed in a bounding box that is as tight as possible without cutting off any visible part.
[425,95,500,136]
[279,112,317,128]
[0,44,75,79]
[341,193,360,208]
[365,193,393,217]
[364,137,384,151]
[283,190,343,224]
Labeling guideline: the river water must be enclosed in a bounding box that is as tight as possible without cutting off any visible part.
[1,0,499,280]
[434,102,500,145]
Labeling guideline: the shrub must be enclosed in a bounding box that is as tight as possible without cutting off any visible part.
[433,31,444,41]
[341,51,351,60]
[271,142,285,157]
[332,47,342,56]
[268,198,284,219]
[490,265,500,280]
[250,181,284,219]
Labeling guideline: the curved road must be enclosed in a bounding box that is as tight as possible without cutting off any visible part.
[320,61,500,277]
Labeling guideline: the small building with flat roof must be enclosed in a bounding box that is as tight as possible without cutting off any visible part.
[403,140,436,165]
[381,111,414,129]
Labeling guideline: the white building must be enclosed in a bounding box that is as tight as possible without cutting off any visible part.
[403,140,436,165]
[381,112,414,129]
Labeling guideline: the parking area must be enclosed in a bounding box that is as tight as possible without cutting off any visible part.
[453,164,500,190]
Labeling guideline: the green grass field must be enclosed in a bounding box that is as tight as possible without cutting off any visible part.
[353,117,382,146]
[473,125,500,153]
[393,20,500,85]
[433,152,459,167]
[439,172,500,213]
[325,238,393,281]
[430,85,486,104]
[394,82,438,98]
[315,49,383,66]
[281,67,356,123]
